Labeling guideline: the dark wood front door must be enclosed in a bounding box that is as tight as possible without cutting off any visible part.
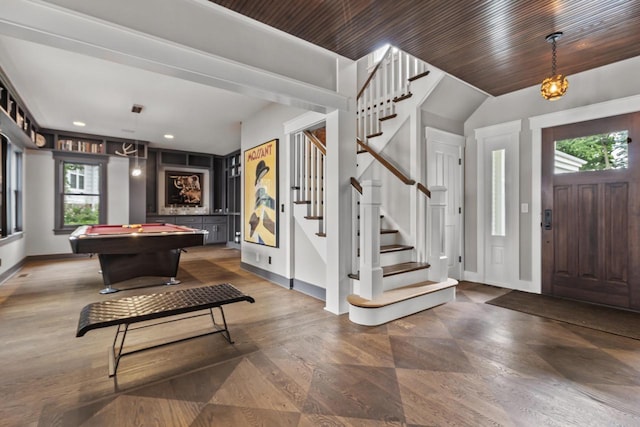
[542,112,640,310]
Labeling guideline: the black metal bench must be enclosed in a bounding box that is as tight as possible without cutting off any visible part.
[76,283,255,376]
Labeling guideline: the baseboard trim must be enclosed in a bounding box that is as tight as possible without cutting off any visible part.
[0,257,26,285]
[240,262,291,289]
[462,270,483,283]
[26,253,89,261]
[292,278,326,301]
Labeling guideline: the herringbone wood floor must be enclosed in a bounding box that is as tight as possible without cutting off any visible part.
[1,246,640,426]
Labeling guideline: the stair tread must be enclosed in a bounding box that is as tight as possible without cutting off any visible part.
[357,244,414,257]
[347,278,457,308]
[357,149,368,154]
[407,70,431,82]
[304,216,323,220]
[316,232,326,237]
[379,113,397,122]
[348,261,430,280]
[381,228,399,234]
[293,200,311,204]
[358,228,398,236]
[393,93,413,102]
[381,244,413,253]
[366,132,383,139]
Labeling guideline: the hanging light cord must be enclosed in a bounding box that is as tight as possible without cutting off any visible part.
[551,38,558,75]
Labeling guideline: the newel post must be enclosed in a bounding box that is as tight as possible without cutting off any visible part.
[359,180,383,300]
[427,185,448,282]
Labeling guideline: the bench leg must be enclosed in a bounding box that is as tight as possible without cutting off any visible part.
[209,307,233,344]
[109,323,129,377]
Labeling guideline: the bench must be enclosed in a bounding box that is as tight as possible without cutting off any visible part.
[76,283,255,376]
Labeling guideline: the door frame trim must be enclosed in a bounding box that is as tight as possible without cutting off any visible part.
[529,93,640,294]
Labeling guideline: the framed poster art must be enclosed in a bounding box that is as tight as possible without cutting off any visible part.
[165,171,204,206]
[244,139,278,247]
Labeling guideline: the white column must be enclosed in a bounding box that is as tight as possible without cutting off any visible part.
[428,185,448,282]
[325,57,357,314]
[359,180,383,300]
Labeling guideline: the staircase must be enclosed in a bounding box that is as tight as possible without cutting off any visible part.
[292,47,457,326]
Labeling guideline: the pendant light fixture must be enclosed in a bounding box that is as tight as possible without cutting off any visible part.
[540,32,568,101]
[131,104,143,177]
[131,140,142,177]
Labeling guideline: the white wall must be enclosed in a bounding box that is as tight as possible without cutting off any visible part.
[25,150,129,256]
[464,55,640,287]
[240,103,306,279]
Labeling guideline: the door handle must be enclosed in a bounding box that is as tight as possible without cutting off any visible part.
[544,209,552,230]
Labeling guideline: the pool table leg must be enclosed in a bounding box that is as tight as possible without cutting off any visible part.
[100,283,120,294]
[165,277,181,286]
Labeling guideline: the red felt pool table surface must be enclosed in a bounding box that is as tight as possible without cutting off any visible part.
[82,223,197,236]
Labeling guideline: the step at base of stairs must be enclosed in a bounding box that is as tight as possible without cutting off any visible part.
[348,278,457,326]
[348,262,430,280]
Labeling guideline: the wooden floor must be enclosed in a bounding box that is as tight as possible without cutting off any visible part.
[1,246,640,426]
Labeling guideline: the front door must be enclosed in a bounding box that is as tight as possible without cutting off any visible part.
[541,112,640,310]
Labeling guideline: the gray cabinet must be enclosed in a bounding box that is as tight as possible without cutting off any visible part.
[203,216,227,244]
[146,215,228,245]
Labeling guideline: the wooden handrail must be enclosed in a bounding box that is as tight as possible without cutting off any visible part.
[356,139,415,186]
[350,177,362,194]
[416,182,431,198]
[303,130,326,155]
[356,45,392,100]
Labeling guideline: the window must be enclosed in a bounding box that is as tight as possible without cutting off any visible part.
[554,130,629,174]
[0,134,23,238]
[491,148,506,237]
[12,151,22,232]
[54,153,107,233]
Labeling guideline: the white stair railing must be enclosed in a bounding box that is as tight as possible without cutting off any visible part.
[350,177,363,277]
[293,130,326,235]
[357,47,429,144]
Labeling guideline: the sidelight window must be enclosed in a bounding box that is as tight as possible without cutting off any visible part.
[491,149,506,237]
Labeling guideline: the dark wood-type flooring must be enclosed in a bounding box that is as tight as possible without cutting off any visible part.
[1,246,640,426]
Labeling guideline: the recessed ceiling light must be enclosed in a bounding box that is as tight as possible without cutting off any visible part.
[164,134,174,140]
[73,121,86,127]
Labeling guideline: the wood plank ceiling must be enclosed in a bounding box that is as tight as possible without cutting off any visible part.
[210,0,640,96]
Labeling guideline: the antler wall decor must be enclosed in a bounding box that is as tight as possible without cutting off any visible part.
[115,142,138,157]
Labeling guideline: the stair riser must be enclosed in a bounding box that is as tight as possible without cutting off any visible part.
[350,268,430,293]
[380,233,398,246]
[383,269,430,291]
[348,286,455,326]
[380,250,414,266]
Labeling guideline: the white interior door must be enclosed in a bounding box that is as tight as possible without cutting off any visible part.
[480,130,519,286]
[426,128,464,280]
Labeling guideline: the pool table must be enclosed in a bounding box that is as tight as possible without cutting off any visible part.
[69,223,208,294]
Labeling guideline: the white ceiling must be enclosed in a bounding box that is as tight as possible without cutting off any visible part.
[0,34,271,155]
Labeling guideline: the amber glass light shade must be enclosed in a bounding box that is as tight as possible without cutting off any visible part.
[540,74,568,100]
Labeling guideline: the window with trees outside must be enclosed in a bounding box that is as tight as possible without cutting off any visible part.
[554,130,629,174]
[54,153,107,233]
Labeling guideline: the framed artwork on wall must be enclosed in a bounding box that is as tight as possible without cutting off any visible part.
[165,171,203,207]
[244,139,278,247]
